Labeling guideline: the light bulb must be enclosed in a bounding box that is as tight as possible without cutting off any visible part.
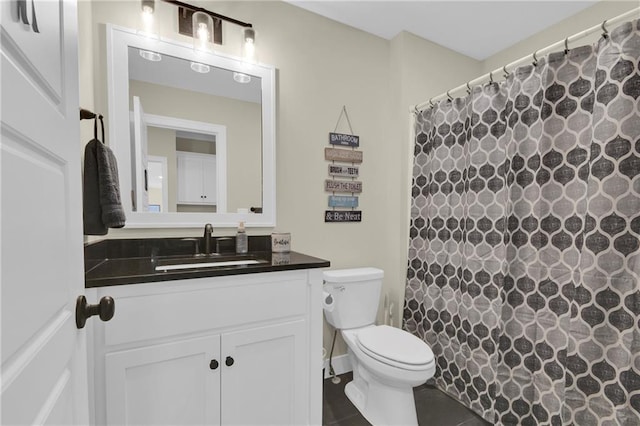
[197,23,209,41]
[233,72,251,84]
[139,0,157,38]
[191,62,211,73]
[242,28,256,63]
[193,12,213,53]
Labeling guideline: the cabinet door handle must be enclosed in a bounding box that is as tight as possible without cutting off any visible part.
[225,356,234,367]
[210,359,219,370]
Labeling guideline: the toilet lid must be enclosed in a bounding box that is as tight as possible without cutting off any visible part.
[356,325,433,366]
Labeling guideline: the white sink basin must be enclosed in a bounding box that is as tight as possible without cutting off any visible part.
[155,259,262,272]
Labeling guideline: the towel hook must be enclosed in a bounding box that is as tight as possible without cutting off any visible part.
[601,19,609,39]
[532,49,539,66]
[564,37,570,55]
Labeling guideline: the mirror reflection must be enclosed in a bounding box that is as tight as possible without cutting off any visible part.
[128,47,263,215]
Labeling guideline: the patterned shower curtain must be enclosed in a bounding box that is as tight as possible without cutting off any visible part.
[404,20,640,425]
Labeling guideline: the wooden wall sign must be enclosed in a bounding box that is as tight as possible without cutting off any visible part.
[325,180,362,193]
[328,164,359,178]
[325,210,362,222]
[325,147,363,164]
[329,132,360,147]
[328,195,358,208]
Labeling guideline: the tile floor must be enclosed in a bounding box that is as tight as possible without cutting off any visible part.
[323,372,491,426]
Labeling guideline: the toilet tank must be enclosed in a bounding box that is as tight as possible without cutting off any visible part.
[323,267,383,330]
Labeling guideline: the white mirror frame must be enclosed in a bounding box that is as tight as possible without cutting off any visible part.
[106,24,276,228]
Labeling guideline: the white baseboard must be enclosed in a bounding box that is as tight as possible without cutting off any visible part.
[323,354,352,379]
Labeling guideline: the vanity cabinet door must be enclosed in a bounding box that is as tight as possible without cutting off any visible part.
[105,335,221,426]
[221,320,307,425]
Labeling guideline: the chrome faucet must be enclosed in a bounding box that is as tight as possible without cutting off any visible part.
[203,223,214,256]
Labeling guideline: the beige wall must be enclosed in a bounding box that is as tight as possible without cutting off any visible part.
[78,1,637,358]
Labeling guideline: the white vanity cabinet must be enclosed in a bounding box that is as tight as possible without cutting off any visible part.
[177,151,217,205]
[87,269,323,426]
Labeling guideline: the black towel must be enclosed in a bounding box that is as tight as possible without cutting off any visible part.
[83,139,126,235]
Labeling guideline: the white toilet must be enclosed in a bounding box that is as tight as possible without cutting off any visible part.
[323,267,435,426]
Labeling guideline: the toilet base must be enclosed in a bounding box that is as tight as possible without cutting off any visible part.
[345,363,419,426]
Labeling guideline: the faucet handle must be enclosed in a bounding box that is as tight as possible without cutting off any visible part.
[181,238,201,256]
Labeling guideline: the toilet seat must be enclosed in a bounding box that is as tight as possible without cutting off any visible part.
[356,325,434,371]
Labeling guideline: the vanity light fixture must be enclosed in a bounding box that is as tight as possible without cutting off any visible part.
[190,62,211,73]
[242,28,256,63]
[153,0,255,57]
[233,72,251,84]
[139,50,162,61]
[139,0,158,39]
[192,11,213,53]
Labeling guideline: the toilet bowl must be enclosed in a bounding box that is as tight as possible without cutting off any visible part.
[323,268,435,426]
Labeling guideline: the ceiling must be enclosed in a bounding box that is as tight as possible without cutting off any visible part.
[285,1,599,60]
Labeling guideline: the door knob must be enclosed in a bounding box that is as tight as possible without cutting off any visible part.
[75,295,115,329]
[210,359,219,370]
[225,356,234,366]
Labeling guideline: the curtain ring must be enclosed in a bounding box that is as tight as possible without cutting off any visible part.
[488,71,493,85]
[429,98,434,108]
[532,50,538,66]
[446,90,452,101]
[503,65,509,78]
[564,37,570,55]
[414,106,419,115]
[601,19,609,39]
[466,82,471,95]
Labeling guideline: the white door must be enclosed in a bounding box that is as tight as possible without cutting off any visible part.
[221,320,307,425]
[1,0,89,424]
[202,155,217,204]
[105,335,221,425]
[177,153,205,204]
[133,96,149,212]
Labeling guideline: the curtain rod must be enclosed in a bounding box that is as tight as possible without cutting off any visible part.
[411,6,639,112]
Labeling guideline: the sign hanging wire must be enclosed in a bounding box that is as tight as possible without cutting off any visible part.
[334,105,355,134]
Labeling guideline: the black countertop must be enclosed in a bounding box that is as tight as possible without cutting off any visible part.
[85,237,330,288]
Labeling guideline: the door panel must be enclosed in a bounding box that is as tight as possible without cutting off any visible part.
[221,320,307,425]
[105,335,221,426]
[0,0,63,104]
[1,0,87,424]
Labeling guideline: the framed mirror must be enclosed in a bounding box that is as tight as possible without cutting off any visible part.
[106,25,275,228]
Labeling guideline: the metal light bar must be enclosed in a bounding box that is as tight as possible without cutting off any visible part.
[162,0,252,28]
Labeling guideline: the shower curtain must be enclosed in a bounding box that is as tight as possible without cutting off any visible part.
[404,20,640,425]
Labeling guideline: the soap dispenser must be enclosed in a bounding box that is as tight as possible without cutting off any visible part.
[236,221,248,254]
